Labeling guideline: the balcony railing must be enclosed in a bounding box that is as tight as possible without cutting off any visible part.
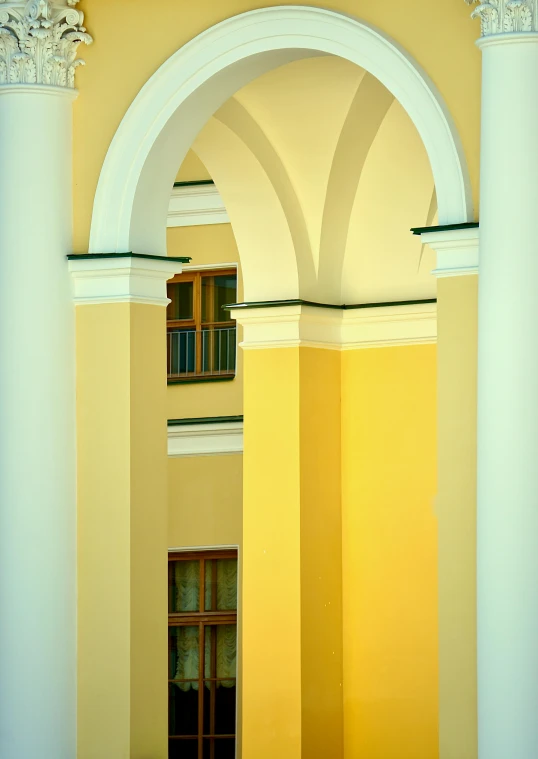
[167,327,237,380]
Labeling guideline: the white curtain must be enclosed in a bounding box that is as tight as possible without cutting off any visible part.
[174,559,237,692]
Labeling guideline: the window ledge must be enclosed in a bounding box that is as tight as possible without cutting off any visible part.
[167,374,236,386]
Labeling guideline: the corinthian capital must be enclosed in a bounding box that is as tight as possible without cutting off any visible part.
[0,0,92,88]
[465,0,538,36]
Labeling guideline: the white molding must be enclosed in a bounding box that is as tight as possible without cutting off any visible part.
[0,1,92,89]
[182,262,238,272]
[90,5,473,258]
[68,256,184,306]
[465,0,538,37]
[232,303,437,350]
[168,420,243,457]
[168,184,229,228]
[420,227,479,278]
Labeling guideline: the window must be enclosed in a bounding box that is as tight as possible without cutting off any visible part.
[168,550,238,759]
[167,270,237,381]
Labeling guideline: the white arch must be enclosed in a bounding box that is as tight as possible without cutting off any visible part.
[90,5,472,298]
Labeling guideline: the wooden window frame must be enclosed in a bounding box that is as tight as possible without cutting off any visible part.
[167,269,237,381]
[168,549,238,759]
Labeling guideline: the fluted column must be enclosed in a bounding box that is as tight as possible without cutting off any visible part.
[466,1,538,756]
[0,4,91,758]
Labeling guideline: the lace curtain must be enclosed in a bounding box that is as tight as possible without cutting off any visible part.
[173,559,237,692]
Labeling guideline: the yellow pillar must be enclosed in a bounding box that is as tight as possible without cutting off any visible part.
[437,275,478,759]
[70,254,185,759]
[419,226,479,759]
[237,305,344,759]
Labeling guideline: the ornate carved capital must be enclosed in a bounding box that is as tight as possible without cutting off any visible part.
[465,0,538,36]
[0,0,92,88]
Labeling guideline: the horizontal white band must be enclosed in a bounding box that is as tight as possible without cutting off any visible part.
[168,184,229,228]
[232,302,437,350]
[420,227,479,278]
[69,256,184,306]
[168,421,243,457]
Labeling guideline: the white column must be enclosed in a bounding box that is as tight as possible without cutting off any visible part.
[468,1,538,756]
[0,4,91,758]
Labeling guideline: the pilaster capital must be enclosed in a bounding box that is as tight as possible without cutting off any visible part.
[0,0,92,89]
[465,0,538,37]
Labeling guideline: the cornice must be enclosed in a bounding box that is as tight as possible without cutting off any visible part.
[418,226,479,278]
[465,0,538,36]
[0,1,92,89]
[168,418,243,457]
[168,182,229,228]
[231,302,437,350]
[68,254,184,307]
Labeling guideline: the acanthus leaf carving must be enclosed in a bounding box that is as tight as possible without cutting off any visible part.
[465,0,537,35]
[0,0,92,88]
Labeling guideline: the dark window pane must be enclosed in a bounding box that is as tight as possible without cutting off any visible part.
[201,275,237,324]
[205,559,237,611]
[168,329,196,376]
[201,328,236,375]
[169,560,200,612]
[167,281,194,321]
[169,738,199,759]
[203,683,236,735]
[168,684,199,737]
[169,626,200,680]
[203,738,236,759]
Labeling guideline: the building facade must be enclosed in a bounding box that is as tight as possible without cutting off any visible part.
[0,1,535,758]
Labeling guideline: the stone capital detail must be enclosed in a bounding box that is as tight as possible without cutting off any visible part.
[0,0,92,88]
[465,0,538,36]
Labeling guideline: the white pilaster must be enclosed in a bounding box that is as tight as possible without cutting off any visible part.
[467,1,538,755]
[0,4,91,758]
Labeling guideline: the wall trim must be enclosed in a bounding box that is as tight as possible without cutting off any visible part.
[182,262,238,272]
[168,418,243,457]
[69,254,184,306]
[418,226,479,278]
[168,182,229,228]
[232,302,437,350]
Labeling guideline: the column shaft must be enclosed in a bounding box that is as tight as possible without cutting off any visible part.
[241,346,343,759]
[0,88,77,759]
[478,34,538,758]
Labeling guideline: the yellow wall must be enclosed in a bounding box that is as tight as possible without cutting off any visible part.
[74,0,480,256]
[437,276,478,759]
[341,345,438,759]
[77,302,169,759]
[168,455,242,548]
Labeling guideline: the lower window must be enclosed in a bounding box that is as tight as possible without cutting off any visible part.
[168,550,238,759]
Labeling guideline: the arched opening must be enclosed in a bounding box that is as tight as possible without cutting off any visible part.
[87,7,471,759]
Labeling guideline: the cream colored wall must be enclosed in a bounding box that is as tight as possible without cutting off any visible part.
[175,150,212,182]
[166,222,243,420]
[342,344,438,759]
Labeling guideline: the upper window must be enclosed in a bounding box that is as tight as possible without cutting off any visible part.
[168,550,238,759]
[167,269,237,382]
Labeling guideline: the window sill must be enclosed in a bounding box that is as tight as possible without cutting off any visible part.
[167,374,236,386]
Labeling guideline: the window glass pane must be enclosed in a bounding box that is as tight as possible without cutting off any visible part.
[201,328,236,375]
[169,626,200,681]
[169,738,198,759]
[201,275,236,324]
[203,680,237,735]
[170,560,200,612]
[167,281,194,321]
[168,329,196,376]
[205,560,237,611]
[168,684,199,737]
[203,738,236,758]
[201,624,236,684]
